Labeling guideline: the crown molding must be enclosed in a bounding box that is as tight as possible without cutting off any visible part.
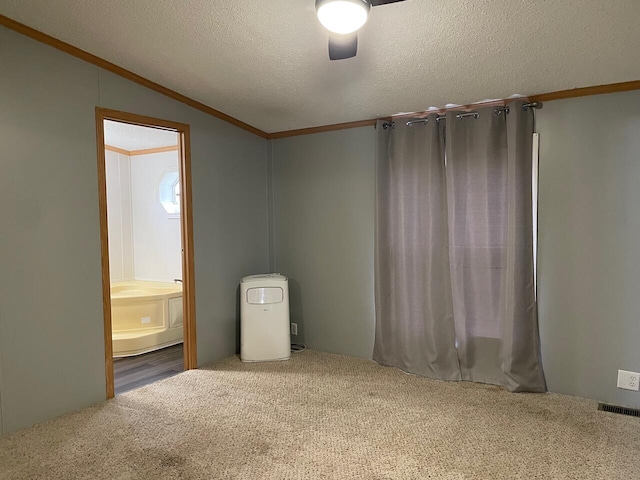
[3,14,640,142]
[0,14,269,139]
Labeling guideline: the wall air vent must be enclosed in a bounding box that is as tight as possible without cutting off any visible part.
[598,403,640,417]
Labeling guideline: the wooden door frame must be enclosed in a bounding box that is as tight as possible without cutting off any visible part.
[95,108,197,399]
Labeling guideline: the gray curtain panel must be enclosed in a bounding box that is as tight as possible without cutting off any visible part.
[446,102,545,392]
[374,101,546,393]
[374,117,462,381]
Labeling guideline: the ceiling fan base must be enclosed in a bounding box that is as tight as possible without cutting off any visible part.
[322,0,408,59]
[370,0,407,6]
[329,34,358,60]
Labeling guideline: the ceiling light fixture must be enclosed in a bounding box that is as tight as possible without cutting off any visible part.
[316,0,371,35]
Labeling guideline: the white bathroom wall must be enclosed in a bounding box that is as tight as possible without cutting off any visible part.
[105,150,134,281]
[130,150,182,283]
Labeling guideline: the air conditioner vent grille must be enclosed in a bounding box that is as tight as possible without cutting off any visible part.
[598,403,640,417]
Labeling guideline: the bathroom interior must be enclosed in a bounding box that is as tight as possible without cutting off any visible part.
[103,120,185,394]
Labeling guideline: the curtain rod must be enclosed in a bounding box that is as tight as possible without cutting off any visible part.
[382,102,543,129]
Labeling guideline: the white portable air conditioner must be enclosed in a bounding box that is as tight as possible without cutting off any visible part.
[240,274,291,362]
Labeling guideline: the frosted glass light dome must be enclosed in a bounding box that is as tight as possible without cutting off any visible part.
[316,0,371,35]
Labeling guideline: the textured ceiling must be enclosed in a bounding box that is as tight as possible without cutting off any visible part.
[104,120,178,151]
[1,0,640,133]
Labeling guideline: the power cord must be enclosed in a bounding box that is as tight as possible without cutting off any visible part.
[291,344,306,353]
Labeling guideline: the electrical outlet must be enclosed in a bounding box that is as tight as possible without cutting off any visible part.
[617,370,640,391]
[291,323,298,336]
[141,316,151,324]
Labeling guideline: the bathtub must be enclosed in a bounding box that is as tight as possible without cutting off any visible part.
[110,280,183,357]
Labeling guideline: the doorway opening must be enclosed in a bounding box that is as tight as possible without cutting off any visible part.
[95,109,197,398]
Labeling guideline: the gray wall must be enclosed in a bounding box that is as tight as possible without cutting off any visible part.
[271,128,376,359]
[3,20,639,436]
[270,94,640,408]
[99,72,270,368]
[0,26,269,434]
[537,90,640,408]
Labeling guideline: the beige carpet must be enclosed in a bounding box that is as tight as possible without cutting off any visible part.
[1,350,639,479]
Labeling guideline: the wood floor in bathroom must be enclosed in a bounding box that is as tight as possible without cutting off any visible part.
[113,344,184,395]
